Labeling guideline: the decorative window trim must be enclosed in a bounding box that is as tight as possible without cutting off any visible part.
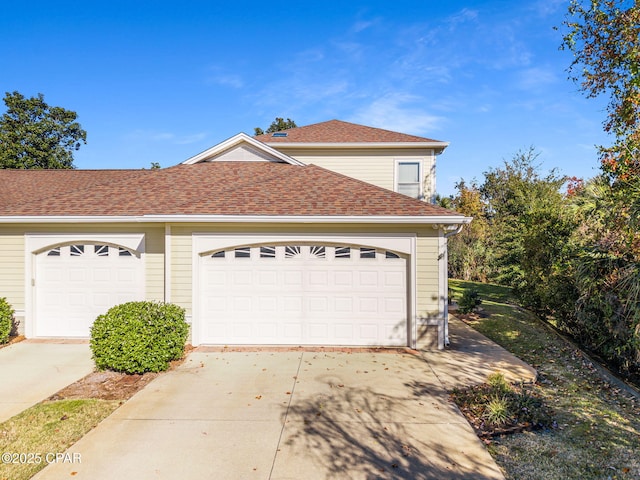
[235,247,251,258]
[394,159,423,200]
[310,245,326,258]
[260,246,276,258]
[360,247,376,259]
[284,245,302,258]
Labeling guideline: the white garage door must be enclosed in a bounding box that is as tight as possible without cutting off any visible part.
[35,243,145,337]
[198,244,408,346]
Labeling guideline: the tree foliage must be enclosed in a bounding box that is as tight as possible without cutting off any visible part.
[254,117,297,136]
[448,180,494,282]
[561,0,640,180]
[0,91,86,169]
[448,147,640,376]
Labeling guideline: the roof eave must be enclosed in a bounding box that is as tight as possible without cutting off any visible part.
[0,214,471,225]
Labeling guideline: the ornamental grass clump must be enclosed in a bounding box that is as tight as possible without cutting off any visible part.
[90,301,188,374]
[451,372,553,437]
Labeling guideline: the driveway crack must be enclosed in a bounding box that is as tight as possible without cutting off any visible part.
[268,352,303,479]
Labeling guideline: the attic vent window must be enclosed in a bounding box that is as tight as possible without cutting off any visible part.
[271,132,288,137]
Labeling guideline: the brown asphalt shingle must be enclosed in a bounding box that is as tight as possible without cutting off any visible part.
[0,162,461,218]
[254,119,443,144]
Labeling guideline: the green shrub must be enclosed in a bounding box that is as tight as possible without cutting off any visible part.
[90,301,188,374]
[0,297,14,343]
[457,288,482,314]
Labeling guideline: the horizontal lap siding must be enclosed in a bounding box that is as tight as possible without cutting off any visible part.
[416,230,440,315]
[279,148,436,196]
[170,226,194,315]
[0,231,26,313]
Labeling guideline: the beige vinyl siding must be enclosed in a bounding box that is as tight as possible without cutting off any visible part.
[170,226,194,314]
[0,224,165,326]
[0,231,26,313]
[275,147,436,198]
[416,230,440,316]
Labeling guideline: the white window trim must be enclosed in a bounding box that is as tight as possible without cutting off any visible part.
[394,159,424,200]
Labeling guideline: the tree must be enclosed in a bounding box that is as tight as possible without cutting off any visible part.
[561,0,640,376]
[480,148,572,315]
[447,180,495,282]
[254,117,297,136]
[561,0,640,180]
[0,91,86,169]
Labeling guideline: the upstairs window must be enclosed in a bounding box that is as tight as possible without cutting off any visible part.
[396,161,422,199]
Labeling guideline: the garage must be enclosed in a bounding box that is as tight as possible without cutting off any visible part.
[34,242,145,337]
[196,242,410,346]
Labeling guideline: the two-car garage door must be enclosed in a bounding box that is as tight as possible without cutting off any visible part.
[197,243,409,346]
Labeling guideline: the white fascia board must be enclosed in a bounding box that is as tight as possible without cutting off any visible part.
[1,216,144,223]
[182,133,305,165]
[1,215,472,225]
[141,215,473,225]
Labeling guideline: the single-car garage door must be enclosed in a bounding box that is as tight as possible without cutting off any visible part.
[197,244,408,346]
[35,243,145,337]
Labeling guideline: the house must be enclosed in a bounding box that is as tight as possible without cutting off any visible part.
[0,120,470,349]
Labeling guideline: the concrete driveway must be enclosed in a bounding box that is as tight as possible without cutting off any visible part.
[34,348,507,480]
[0,341,93,422]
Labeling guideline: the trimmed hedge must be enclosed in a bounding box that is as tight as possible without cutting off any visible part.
[90,301,188,374]
[0,297,14,343]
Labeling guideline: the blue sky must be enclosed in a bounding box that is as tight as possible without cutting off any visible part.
[1,0,610,196]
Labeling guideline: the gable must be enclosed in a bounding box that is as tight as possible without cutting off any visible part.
[208,144,285,163]
[182,132,304,165]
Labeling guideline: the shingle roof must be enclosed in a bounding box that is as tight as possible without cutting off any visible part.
[0,163,461,218]
[254,119,444,144]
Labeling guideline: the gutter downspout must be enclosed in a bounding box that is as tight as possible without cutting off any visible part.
[442,224,465,346]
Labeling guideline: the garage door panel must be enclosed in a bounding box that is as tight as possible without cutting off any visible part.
[308,296,328,312]
[358,297,380,313]
[198,244,408,346]
[334,271,354,286]
[284,270,303,285]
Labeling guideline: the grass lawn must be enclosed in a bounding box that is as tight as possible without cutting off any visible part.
[0,399,120,480]
[450,279,640,480]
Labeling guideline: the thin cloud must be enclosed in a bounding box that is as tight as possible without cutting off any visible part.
[516,66,558,91]
[351,94,445,135]
[125,130,208,145]
[206,66,245,88]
